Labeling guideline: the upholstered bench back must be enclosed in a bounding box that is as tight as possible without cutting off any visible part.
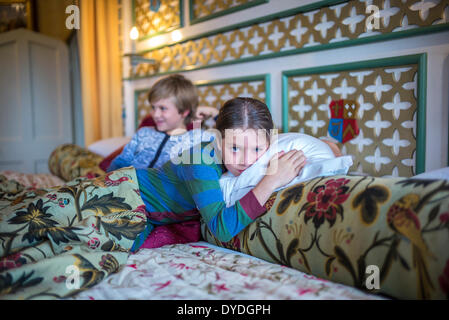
[202,175,449,300]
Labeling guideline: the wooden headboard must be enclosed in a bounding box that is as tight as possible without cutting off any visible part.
[134,55,426,179]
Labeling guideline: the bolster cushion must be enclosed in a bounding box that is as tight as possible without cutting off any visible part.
[201,175,449,300]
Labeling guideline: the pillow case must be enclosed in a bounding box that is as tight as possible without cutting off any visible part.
[87,136,132,158]
[219,133,353,206]
[0,170,64,189]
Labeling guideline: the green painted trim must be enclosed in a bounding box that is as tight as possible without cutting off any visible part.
[131,0,136,28]
[281,53,427,174]
[194,74,267,86]
[264,73,271,111]
[180,0,185,30]
[194,73,271,110]
[189,0,269,25]
[133,73,271,127]
[134,88,150,129]
[133,0,184,42]
[416,53,427,174]
[282,54,425,77]
[188,0,194,26]
[281,73,289,134]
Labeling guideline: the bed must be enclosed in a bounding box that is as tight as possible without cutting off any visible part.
[68,241,383,300]
[1,96,449,300]
[1,144,448,300]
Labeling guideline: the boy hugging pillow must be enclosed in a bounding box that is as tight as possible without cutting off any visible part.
[219,133,353,207]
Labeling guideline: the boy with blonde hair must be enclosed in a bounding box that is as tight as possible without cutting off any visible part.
[107,74,214,171]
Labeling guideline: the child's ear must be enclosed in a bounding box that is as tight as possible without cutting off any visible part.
[181,110,190,118]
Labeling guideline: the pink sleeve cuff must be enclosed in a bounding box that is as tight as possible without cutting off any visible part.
[239,190,267,220]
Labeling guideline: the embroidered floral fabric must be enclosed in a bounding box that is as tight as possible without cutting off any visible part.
[70,242,382,300]
[0,168,147,299]
[0,170,64,189]
[48,144,105,182]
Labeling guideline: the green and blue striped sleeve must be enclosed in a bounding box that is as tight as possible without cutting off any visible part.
[175,145,266,242]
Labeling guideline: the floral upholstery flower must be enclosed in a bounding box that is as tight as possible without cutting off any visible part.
[87,237,101,249]
[301,178,350,229]
[8,199,57,243]
[439,259,449,299]
[8,199,80,244]
[0,253,26,272]
[440,212,449,224]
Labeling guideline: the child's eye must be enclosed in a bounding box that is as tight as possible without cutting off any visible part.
[255,147,260,153]
[231,146,239,152]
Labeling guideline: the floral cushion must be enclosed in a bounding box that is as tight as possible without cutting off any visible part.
[48,144,105,181]
[201,175,449,300]
[0,168,147,299]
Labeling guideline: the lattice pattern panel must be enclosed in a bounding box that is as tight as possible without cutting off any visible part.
[132,0,449,76]
[286,64,419,178]
[197,79,266,109]
[191,0,263,20]
[136,90,152,126]
[135,78,267,128]
[134,0,182,38]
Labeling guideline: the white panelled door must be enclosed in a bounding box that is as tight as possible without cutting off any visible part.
[0,29,73,174]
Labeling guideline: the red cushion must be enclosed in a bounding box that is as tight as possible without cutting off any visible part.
[98,115,193,171]
[98,145,125,171]
[138,114,156,129]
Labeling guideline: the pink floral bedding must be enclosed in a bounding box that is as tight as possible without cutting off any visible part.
[0,170,64,189]
[70,242,384,300]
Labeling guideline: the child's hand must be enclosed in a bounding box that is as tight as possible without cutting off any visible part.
[264,150,306,189]
[195,106,219,120]
[252,150,306,207]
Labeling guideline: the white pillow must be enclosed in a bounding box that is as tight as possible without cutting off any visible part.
[87,136,132,157]
[219,133,353,207]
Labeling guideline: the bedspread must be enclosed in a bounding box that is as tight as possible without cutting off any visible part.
[70,242,383,300]
[0,171,64,189]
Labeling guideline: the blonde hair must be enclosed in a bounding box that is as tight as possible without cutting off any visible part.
[148,74,198,124]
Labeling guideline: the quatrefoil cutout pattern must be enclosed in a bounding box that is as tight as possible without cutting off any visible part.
[287,64,419,177]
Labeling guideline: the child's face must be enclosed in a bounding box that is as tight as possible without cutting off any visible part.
[151,97,188,135]
[221,128,270,176]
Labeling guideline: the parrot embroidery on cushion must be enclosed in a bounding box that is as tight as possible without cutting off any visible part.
[387,194,436,299]
[328,99,360,143]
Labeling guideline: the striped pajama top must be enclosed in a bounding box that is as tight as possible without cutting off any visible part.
[135,141,267,244]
